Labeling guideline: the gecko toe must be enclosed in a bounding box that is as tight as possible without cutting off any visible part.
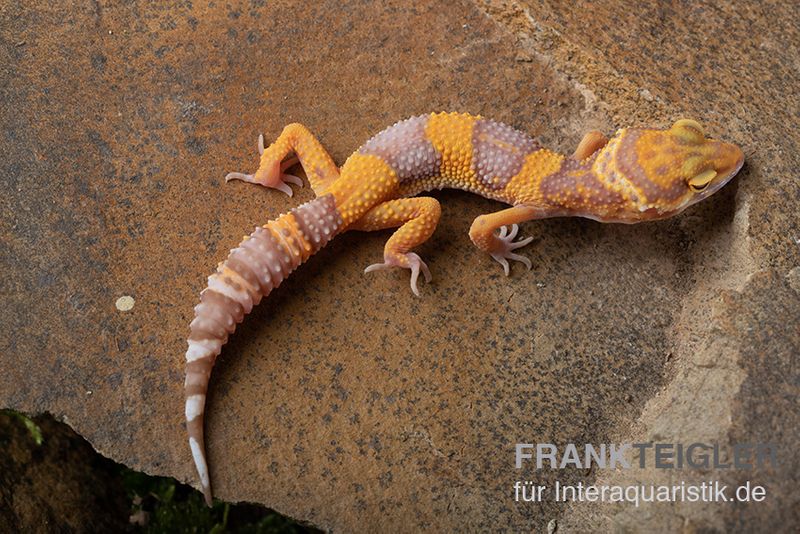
[273,181,294,197]
[507,252,532,270]
[407,252,432,283]
[364,262,390,274]
[409,269,421,296]
[364,252,431,295]
[225,172,255,183]
[509,236,533,250]
[491,254,511,276]
[490,226,534,275]
[281,173,304,187]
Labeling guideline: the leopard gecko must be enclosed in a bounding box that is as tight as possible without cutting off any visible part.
[184,112,744,504]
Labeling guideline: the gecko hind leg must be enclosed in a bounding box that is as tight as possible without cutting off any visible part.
[226,123,340,197]
[351,197,441,296]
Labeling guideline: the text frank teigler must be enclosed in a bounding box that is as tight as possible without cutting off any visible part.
[513,442,775,506]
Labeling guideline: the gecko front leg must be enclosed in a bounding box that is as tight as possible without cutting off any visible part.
[573,130,608,160]
[468,205,540,275]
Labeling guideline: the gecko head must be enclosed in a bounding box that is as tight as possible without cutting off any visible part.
[662,119,744,203]
[606,119,744,220]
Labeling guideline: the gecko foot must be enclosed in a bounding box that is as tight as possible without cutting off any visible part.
[490,224,533,276]
[225,135,304,197]
[364,252,432,297]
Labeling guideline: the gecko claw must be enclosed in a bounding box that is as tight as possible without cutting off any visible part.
[490,224,533,275]
[225,171,254,183]
[364,252,431,296]
[258,133,265,155]
[273,181,294,197]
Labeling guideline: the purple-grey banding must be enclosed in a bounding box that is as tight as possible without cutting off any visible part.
[189,290,241,343]
[614,130,686,202]
[540,157,624,210]
[472,119,539,190]
[358,115,442,182]
[290,193,343,251]
[243,226,288,289]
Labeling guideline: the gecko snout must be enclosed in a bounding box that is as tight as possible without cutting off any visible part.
[699,140,744,196]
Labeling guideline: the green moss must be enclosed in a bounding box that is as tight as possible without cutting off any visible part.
[3,409,44,445]
[122,468,313,533]
[2,409,315,533]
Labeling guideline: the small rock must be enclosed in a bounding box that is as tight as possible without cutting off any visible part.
[115,295,135,311]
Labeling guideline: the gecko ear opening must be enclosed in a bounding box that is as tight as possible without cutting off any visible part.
[671,119,705,144]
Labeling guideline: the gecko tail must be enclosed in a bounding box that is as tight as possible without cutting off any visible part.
[184,194,344,505]
[189,432,213,506]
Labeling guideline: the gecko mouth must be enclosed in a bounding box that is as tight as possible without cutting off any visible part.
[704,152,744,198]
[687,144,744,205]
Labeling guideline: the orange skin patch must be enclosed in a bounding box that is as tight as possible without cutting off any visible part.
[504,149,565,205]
[328,152,400,226]
[425,112,481,191]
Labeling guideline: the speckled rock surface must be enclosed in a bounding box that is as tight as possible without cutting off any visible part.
[1,0,797,531]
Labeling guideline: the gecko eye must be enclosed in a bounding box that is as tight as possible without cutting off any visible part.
[671,119,705,144]
[688,169,717,192]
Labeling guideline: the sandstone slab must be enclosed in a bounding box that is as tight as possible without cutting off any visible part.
[1,0,797,531]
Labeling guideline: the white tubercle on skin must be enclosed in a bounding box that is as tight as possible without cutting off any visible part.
[269,230,298,277]
[189,316,223,339]
[223,261,261,302]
